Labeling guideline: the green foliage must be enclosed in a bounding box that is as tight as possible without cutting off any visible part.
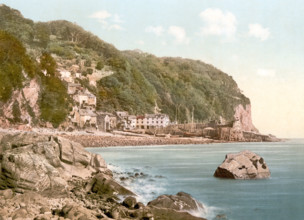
[0,5,251,124]
[84,59,91,67]
[34,22,50,48]
[12,100,21,122]
[98,52,250,122]
[40,52,56,76]
[96,60,104,70]
[0,30,36,101]
[48,42,75,58]
[86,68,93,75]
[0,5,34,43]
[39,75,69,127]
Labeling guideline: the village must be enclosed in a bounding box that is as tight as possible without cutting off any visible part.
[56,61,171,134]
[51,59,279,143]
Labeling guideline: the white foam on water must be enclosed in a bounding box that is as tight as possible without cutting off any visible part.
[109,163,167,204]
[189,202,225,220]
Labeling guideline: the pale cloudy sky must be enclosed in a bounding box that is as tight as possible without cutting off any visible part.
[2,0,304,138]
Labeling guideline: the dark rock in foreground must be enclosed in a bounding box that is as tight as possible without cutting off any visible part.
[148,192,205,213]
[214,150,270,179]
[148,192,206,220]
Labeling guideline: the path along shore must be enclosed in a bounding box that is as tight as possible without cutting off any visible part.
[60,134,225,148]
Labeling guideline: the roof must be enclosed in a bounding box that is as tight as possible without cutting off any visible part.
[96,111,114,117]
[77,92,96,98]
[145,113,169,119]
[79,109,97,117]
[115,111,129,117]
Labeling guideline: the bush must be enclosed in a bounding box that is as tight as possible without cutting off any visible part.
[84,59,91,67]
[96,60,104,70]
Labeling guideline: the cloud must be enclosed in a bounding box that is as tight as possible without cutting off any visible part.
[112,14,124,23]
[257,69,276,77]
[137,40,145,45]
[168,26,190,44]
[199,8,237,37]
[89,10,111,25]
[145,26,164,36]
[90,10,124,31]
[248,23,270,41]
[109,24,124,30]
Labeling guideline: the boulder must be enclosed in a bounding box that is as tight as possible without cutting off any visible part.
[149,206,206,220]
[214,150,270,179]
[122,196,137,208]
[0,189,14,199]
[60,203,99,220]
[148,192,205,213]
[0,132,110,192]
[89,173,135,196]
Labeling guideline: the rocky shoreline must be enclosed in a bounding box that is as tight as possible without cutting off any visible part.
[0,132,207,220]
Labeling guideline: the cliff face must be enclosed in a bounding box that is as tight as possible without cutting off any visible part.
[234,104,258,132]
[1,79,40,128]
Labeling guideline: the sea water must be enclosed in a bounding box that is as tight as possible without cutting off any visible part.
[87,139,304,220]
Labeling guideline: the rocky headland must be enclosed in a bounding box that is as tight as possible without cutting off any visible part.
[0,132,206,220]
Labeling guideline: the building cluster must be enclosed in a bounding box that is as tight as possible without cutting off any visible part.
[58,68,170,132]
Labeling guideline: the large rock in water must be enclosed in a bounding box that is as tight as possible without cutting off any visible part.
[214,150,270,179]
[0,132,109,192]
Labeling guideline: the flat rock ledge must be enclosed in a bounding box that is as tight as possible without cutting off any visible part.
[214,150,270,179]
[0,132,206,220]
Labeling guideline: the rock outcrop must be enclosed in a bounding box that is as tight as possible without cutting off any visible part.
[0,132,207,220]
[87,173,135,196]
[0,79,41,128]
[148,192,205,213]
[234,104,258,133]
[0,132,108,192]
[214,150,270,179]
[147,192,206,220]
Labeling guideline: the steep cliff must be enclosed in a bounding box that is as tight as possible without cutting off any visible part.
[234,104,258,132]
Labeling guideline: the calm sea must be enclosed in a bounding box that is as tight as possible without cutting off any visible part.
[87,139,304,220]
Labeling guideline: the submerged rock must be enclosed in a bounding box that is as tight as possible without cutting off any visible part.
[214,150,270,179]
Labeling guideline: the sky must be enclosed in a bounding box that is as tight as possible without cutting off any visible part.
[2,0,304,138]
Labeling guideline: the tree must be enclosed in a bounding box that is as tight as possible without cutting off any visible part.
[12,100,21,122]
[39,76,69,127]
[34,22,50,48]
[96,60,104,70]
[0,31,29,101]
[40,52,56,76]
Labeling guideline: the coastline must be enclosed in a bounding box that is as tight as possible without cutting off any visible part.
[0,131,208,220]
[1,128,281,148]
[60,134,224,148]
